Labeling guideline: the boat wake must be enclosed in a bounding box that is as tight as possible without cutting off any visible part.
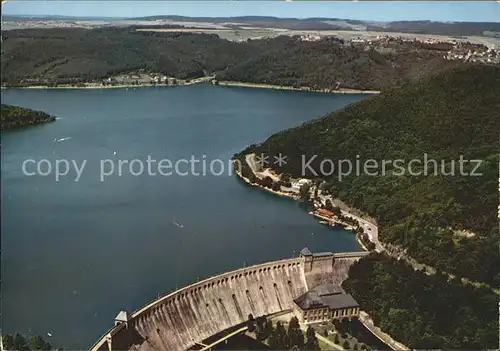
[172,221,184,228]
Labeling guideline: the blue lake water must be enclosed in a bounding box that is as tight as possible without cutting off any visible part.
[1,84,368,348]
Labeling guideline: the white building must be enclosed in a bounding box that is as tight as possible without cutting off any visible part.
[291,178,312,193]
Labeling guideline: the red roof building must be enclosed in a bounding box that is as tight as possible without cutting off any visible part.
[315,208,335,218]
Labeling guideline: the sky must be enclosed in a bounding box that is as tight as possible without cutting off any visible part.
[3,1,500,23]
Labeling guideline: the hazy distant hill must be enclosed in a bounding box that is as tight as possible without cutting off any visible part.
[3,15,125,21]
[368,20,500,37]
[128,16,500,36]
[4,15,500,36]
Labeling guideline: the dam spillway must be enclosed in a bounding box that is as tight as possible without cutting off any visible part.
[90,249,368,351]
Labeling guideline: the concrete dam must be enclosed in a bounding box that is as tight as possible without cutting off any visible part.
[90,249,368,351]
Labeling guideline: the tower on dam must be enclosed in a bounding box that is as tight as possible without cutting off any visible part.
[90,248,368,351]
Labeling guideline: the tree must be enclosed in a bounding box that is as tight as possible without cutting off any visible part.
[2,334,15,350]
[264,319,274,340]
[319,181,330,194]
[275,321,289,348]
[331,205,342,216]
[281,173,291,182]
[305,326,320,350]
[323,330,329,338]
[15,334,31,351]
[247,313,256,333]
[314,179,322,198]
[325,199,334,211]
[248,171,257,184]
[261,176,273,189]
[329,185,339,198]
[288,316,305,348]
[334,333,340,344]
[268,330,280,349]
[299,183,312,202]
[332,319,341,330]
[240,163,250,178]
[255,316,267,341]
[30,336,52,350]
[2,333,31,351]
[2,333,53,351]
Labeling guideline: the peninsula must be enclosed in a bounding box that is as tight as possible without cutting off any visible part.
[1,104,56,130]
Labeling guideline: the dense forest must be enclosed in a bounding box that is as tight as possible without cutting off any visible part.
[247,315,321,350]
[2,27,464,89]
[0,27,258,85]
[241,65,500,286]
[1,104,56,130]
[343,253,498,349]
[217,37,465,91]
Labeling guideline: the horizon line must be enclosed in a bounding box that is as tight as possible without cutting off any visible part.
[3,14,500,24]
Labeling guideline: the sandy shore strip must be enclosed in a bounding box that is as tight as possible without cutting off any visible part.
[9,84,156,90]
[217,81,380,94]
[3,76,215,90]
[5,82,202,90]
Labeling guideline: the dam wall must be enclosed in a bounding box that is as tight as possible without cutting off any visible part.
[90,250,368,351]
[303,251,368,288]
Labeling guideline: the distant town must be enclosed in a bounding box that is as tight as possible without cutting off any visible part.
[301,34,499,64]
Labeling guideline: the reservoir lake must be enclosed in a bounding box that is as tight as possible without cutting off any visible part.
[1,84,368,348]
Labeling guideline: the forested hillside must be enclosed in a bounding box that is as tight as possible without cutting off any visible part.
[2,27,464,89]
[0,27,260,85]
[242,65,500,285]
[343,253,498,349]
[1,104,56,130]
[216,37,464,90]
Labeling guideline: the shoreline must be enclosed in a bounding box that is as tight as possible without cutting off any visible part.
[234,168,300,201]
[2,81,204,90]
[1,117,56,131]
[1,75,216,90]
[3,80,380,94]
[233,166,372,253]
[9,84,157,90]
[236,153,381,250]
[217,81,380,94]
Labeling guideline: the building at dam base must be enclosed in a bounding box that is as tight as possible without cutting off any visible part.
[90,248,368,351]
[292,248,360,325]
[293,284,360,325]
